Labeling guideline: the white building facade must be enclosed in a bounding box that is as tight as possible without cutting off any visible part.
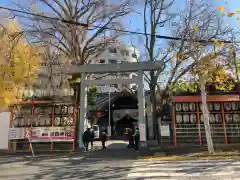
[89,44,141,93]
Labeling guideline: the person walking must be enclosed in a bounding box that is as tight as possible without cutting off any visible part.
[126,128,134,148]
[133,127,140,152]
[83,128,92,151]
[100,130,108,149]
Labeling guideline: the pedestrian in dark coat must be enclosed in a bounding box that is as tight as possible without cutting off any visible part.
[100,130,108,149]
[127,128,134,148]
[133,127,140,151]
[83,128,92,151]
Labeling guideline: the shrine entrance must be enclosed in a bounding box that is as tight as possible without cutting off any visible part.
[115,115,138,136]
[68,61,163,148]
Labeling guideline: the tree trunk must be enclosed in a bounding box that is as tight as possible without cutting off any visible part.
[200,76,215,154]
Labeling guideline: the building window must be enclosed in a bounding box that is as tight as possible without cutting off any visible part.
[40,63,47,66]
[99,59,105,64]
[108,59,117,64]
[131,74,137,78]
[108,47,117,53]
[131,85,137,90]
[121,50,129,56]
[132,53,137,58]
[110,84,118,88]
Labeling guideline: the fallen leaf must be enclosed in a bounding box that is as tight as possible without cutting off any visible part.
[236,9,240,14]
[193,25,199,31]
[217,6,224,12]
[228,12,235,17]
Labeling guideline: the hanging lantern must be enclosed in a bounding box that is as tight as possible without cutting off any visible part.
[23,89,28,97]
[70,88,74,96]
[35,89,41,97]
[96,112,101,118]
[62,88,68,96]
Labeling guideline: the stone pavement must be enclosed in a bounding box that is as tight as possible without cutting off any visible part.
[0,155,134,180]
[1,141,240,179]
[127,159,240,179]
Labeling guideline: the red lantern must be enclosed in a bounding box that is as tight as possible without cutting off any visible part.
[96,112,101,118]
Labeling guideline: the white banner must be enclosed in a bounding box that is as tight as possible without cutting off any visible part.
[8,128,25,139]
[8,126,75,142]
[139,124,146,142]
[160,125,170,137]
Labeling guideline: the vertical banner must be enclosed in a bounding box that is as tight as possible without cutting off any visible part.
[139,123,146,142]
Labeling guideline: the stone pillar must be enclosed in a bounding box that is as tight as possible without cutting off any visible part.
[137,70,147,147]
[146,103,154,139]
[79,73,87,148]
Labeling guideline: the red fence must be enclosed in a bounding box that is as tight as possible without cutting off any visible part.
[172,95,240,146]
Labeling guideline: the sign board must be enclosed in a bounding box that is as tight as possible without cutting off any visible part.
[139,123,146,141]
[8,126,75,142]
[8,128,17,139]
[160,125,170,137]
[8,128,25,139]
[31,126,75,142]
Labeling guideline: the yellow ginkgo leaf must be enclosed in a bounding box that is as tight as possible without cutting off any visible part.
[87,24,92,28]
[228,12,235,17]
[217,6,224,12]
[193,25,199,31]
[237,17,240,21]
[221,13,225,16]
[236,9,240,14]
[173,52,178,57]
[3,97,10,105]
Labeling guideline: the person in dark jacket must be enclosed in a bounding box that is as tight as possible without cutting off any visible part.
[100,130,108,149]
[83,128,92,151]
[133,127,140,151]
[126,128,134,148]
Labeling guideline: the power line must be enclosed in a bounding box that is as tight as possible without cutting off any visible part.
[0,5,235,44]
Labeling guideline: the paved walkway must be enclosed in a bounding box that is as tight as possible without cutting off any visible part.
[127,159,240,179]
[1,141,240,179]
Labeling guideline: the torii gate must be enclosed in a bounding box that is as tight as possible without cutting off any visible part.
[68,61,163,148]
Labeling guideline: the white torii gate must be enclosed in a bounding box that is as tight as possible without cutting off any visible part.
[68,61,163,148]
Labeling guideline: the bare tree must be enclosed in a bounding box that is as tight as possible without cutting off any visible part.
[14,0,132,103]
[140,0,233,142]
[171,0,233,153]
[140,0,176,139]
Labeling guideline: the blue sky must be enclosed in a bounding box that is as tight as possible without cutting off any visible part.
[1,0,239,55]
[0,0,239,89]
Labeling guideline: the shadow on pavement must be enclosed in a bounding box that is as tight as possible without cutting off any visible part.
[83,143,141,160]
[0,144,139,180]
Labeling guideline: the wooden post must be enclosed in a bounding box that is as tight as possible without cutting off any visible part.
[51,105,55,152]
[27,127,35,157]
[221,102,228,144]
[8,107,14,152]
[172,103,177,146]
[72,104,76,152]
[196,102,202,145]
[29,104,35,152]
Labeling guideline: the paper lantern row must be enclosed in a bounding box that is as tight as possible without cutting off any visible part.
[13,116,74,127]
[176,113,240,123]
[175,102,240,112]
